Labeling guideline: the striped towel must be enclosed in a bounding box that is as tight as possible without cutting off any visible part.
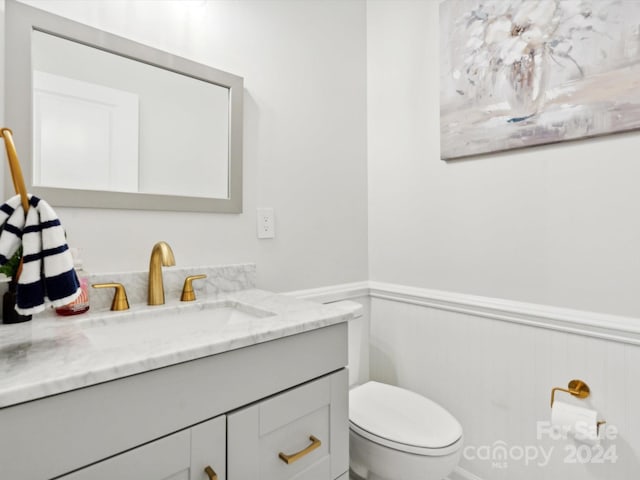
[0,194,80,315]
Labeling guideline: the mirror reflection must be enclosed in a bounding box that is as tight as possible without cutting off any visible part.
[32,30,230,199]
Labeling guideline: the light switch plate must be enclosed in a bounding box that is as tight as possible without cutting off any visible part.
[257,207,275,239]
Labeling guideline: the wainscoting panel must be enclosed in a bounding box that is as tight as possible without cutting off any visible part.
[370,295,640,480]
[286,281,640,479]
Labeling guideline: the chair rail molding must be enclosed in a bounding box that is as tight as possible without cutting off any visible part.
[368,281,640,346]
[286,281,640,346]
[284,281,370,304]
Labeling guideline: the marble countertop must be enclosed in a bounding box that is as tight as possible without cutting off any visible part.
[0,289,356,408]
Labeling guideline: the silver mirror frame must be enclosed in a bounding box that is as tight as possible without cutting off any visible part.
[5,0,243,213]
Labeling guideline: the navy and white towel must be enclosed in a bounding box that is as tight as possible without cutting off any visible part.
[0,194,80,315]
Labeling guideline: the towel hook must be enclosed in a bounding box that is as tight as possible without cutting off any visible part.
[1,127,30,281]
[0,127,30,213]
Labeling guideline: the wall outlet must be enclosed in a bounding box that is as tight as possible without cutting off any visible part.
[257,208,275,239]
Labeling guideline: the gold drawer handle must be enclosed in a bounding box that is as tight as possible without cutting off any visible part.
[278,435,321,465]
[204,465,218,480]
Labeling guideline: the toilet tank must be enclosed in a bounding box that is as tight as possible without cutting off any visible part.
[327,299,369,387]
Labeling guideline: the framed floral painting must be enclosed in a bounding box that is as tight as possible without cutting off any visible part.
[440,0,640,159]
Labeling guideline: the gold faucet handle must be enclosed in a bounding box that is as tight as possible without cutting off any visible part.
[181,274,207,302]
[92,283,130,311]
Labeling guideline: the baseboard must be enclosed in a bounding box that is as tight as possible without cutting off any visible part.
[448,466,485,480]
[286,280,640,345]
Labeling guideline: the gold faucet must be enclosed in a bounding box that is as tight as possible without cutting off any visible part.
[148,241,176,305]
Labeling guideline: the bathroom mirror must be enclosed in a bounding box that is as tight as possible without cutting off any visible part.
[5,0,243,213]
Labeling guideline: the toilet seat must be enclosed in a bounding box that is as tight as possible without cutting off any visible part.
[349,382,463,457]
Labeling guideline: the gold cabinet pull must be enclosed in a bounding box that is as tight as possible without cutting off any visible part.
[278,435,321,465]
[204,465,218,480]
[92,282,130,311]
[181,274,207,302]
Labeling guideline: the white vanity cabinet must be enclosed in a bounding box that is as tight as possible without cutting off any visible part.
[0,323,348,480]
[58,415,226,480]
[228,370,348,480]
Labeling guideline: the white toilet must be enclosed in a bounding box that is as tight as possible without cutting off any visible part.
[349,381,463,480]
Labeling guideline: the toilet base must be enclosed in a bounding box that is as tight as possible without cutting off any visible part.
[350,429,462,480]
[349,467,389,480]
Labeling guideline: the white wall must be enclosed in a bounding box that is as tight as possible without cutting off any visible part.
[367,0,640,319]
[367,2,640,479]
[2,0,369,292]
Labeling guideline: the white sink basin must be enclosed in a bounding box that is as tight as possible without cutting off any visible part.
[82,300,276,347]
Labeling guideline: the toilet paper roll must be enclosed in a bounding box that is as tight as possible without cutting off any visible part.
[551,400,600,445]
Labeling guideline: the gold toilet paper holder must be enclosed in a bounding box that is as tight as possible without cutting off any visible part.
[550,379,590,408]
[550,379,606,432]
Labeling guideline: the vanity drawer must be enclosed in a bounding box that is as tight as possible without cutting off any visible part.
[227,369,348,480]
[57,414,226,480]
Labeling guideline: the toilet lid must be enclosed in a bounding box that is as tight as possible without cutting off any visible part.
[349,382,463,453]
